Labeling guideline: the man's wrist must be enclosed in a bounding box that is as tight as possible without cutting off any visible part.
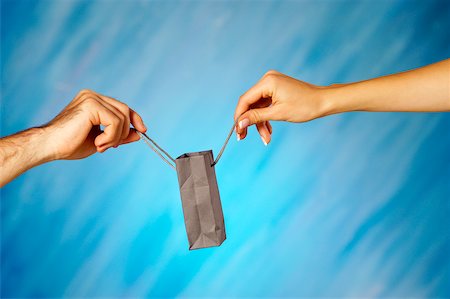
[33,126,58,163]
[0,127,56,186]
[5,127,55,167]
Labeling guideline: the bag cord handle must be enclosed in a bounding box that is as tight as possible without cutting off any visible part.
[136,119,237,169]
[135,130,176,170]
[211,120,236,167]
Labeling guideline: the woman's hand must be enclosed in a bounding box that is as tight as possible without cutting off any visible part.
[234,59,450,145]
[234,70,331,145]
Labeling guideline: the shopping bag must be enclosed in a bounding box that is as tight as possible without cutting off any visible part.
[175,150,226,249]
[136,121,234,250]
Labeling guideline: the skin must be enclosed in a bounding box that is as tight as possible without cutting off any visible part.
[0,89,147,187]
[1,60,448,186]
[234,59,450,145]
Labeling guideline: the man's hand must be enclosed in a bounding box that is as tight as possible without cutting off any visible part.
[45,89,147,160]
[0,89,147,187]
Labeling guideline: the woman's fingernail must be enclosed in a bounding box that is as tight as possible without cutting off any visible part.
[261,136,268,146]
[264,122,270,133]
[237,134,241,141]
[239,118,250,130]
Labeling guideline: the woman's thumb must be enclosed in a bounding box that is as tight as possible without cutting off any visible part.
[237,107,274,132]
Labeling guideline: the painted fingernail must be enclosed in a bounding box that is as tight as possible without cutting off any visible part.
[239,118,250,130]
[264,122,271,134]
[261,136,268,146]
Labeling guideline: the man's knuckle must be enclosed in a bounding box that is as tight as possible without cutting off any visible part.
[78,89,93,97]
[82,97,97,108]
[112,115,121,125]
[264,70,279,77]
[116,100,127,109]
[115,110,125,121]
[263,73,278,83]
[78,94,91,103]
[121,104,130,115]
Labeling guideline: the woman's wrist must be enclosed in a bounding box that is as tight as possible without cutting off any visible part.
[319,83,362,117]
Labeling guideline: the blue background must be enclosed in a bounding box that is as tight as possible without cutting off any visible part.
[1,0,450,297]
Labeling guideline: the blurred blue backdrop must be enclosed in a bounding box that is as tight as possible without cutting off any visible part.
[1,0,450,297]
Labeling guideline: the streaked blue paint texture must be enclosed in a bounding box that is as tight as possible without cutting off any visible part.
[1,0,449,297]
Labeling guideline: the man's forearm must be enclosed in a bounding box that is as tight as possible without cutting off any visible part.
[0,127,53,187]
[1,90,147,187]
[324,59,450,114]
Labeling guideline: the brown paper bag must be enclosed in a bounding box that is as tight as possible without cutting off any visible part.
[175,150,226,250]
[137,121,234,250]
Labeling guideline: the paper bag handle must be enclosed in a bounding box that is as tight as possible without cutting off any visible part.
[136,118,237,170]
[211,120,236,167]
[135,129,176,170]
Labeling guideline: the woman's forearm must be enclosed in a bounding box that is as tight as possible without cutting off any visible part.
[325,59,450,115]
[234,60,449,143]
